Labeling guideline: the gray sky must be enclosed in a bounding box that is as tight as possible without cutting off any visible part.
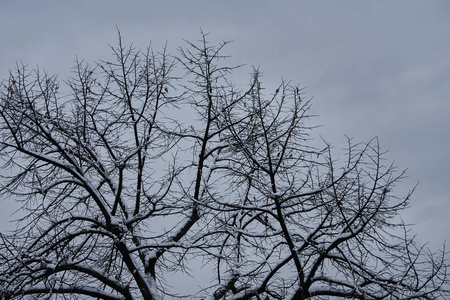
[1,1,449,251]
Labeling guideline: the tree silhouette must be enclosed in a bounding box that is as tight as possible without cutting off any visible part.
[0,32,448,299]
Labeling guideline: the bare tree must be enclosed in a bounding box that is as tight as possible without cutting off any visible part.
[0,32,448,300]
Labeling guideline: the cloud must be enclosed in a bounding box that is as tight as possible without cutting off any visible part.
[0,0,448,249]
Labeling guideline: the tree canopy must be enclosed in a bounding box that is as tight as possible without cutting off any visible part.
[0,32,448,299]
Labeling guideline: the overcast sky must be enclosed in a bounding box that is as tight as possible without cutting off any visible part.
[1,1,449,250]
